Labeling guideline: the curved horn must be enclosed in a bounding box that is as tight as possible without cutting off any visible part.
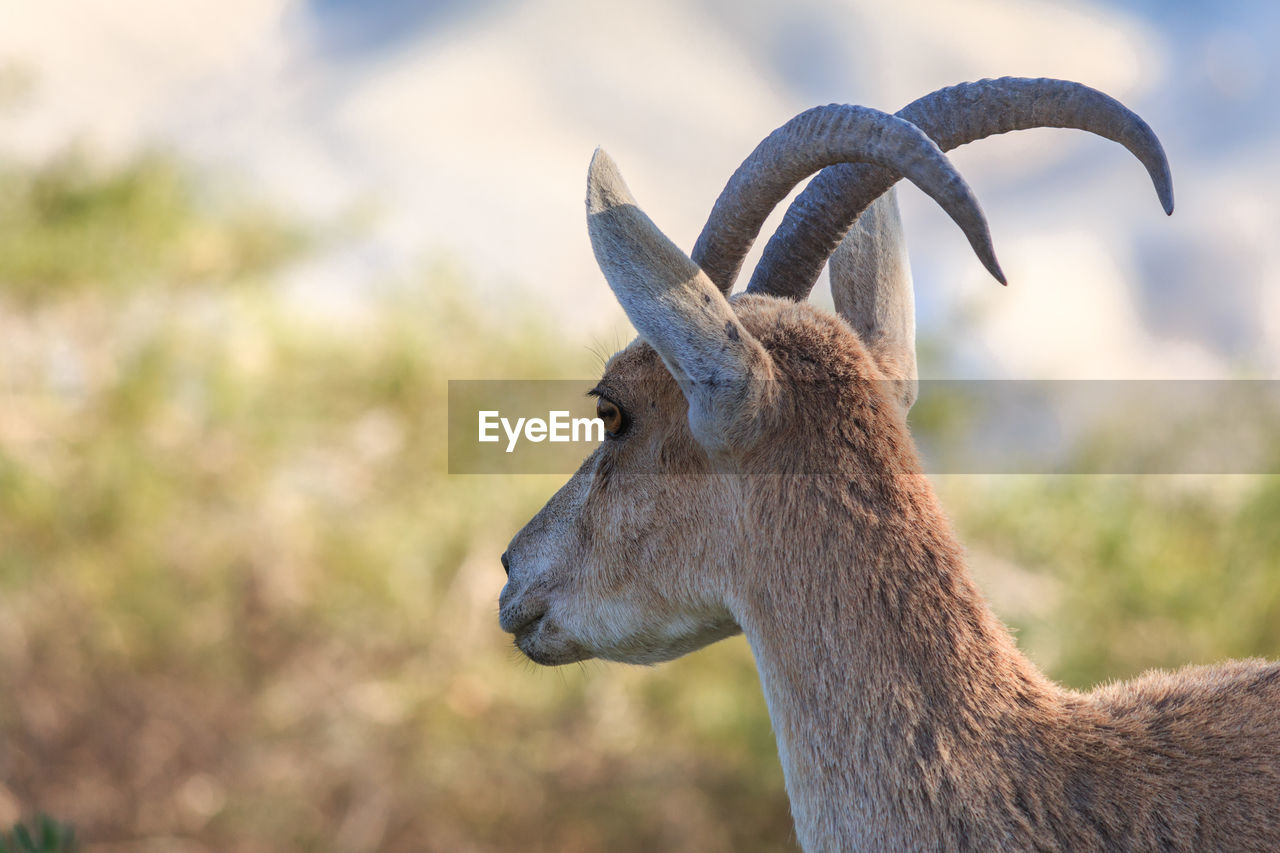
[747,77,1174,300]
[689,105,1005,294]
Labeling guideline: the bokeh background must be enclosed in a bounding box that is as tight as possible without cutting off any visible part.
[0,1,1277,850]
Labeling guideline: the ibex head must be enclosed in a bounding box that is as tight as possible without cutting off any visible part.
[498,78,1173,668]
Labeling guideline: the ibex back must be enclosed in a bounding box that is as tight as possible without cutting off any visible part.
[497,78,1280,852]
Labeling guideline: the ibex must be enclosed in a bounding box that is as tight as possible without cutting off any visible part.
[498,78,1280,851]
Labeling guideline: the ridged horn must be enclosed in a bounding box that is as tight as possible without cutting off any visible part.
[747,77,1174,300]
[689,105,1005,294]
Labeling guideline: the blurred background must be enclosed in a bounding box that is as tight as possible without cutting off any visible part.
[0,1,1277,850]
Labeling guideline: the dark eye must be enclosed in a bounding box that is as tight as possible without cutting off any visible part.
[596,397,627,437]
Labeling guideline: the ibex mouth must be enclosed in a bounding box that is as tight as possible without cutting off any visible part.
[498,590,547,635]
[512,612,544,641]
[512,615,593,666]
[512,616,546,659]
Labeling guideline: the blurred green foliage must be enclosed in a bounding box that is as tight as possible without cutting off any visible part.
[939,475,1280,689]
[0,150,302,305]
[0,815,75,853]
[0,146,1275,851]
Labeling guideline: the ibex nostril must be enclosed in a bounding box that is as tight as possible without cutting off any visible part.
[500,550,510,576]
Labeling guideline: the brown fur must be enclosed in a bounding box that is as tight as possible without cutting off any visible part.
[501,294,1280,852]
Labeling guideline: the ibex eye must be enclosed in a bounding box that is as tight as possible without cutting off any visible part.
[595,397,627,437]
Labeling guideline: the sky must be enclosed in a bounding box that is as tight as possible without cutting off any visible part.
[0,0,1276,379]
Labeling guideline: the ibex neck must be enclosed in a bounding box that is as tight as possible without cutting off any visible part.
[733,473,1061,851]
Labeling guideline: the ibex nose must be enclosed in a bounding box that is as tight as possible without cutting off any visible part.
[500,550,511,576]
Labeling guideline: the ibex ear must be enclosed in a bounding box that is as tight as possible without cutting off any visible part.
[829,188,918,411]
[586,148,774,454]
